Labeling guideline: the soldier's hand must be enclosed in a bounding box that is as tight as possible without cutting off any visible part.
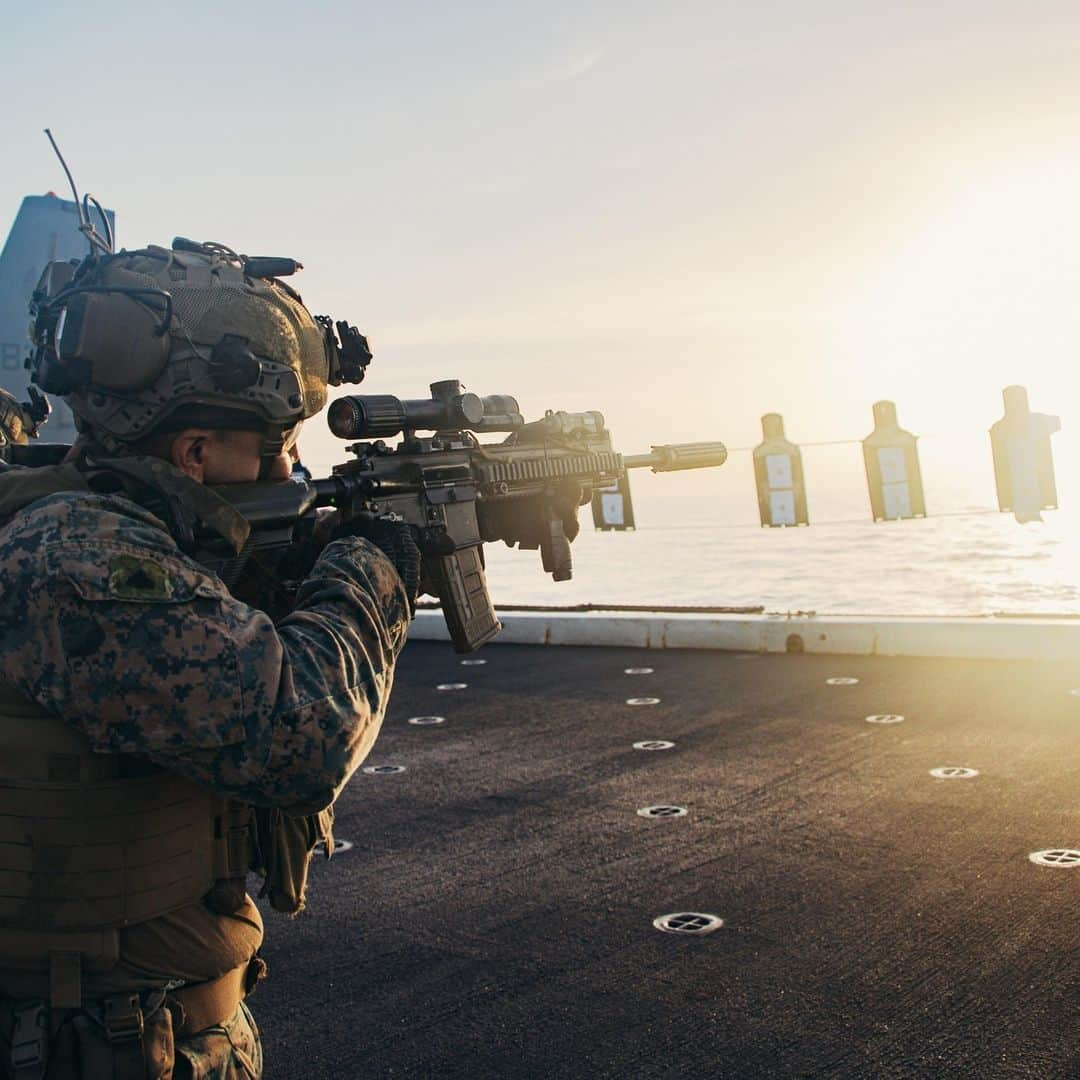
[335,518,422,614]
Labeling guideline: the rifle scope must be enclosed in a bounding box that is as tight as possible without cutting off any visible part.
[328,380,523,438]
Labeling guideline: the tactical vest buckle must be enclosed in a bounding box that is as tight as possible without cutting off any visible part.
[10,1001,46,1076]
[102,993,144,1044]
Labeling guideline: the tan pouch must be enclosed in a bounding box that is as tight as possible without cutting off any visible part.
[252,805,334,915]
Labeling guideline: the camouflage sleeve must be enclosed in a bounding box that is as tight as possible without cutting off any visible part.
[0,492,412,811]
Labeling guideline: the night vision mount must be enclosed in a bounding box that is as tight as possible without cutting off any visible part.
[316,316,372,387]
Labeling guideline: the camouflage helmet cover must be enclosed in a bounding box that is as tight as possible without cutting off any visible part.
[52,243,331,445]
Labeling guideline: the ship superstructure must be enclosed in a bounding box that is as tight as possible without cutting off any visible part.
[0,193,115,442]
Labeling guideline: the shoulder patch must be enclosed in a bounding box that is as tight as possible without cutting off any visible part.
[108,554,174,600]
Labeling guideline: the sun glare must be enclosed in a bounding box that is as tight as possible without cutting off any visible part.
[836,153,1080,430]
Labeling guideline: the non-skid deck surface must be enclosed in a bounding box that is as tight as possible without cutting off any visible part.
[255,643,1079,1079]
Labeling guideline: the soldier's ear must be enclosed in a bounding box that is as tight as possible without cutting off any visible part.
[168,429,213,483]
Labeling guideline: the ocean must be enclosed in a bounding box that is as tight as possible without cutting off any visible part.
[479,493,1080,616]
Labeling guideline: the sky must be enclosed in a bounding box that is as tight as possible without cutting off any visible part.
[1,0,1077,516]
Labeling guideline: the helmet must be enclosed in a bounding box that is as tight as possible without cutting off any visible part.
[27,240,367,451]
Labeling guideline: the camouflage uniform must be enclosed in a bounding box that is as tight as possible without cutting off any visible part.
[0,481,412,1077]
[0,488,411,807]
[173,1002,263,1079]
[0,234,409,1076]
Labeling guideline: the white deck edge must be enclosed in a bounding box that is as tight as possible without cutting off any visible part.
[409,610,1080,661]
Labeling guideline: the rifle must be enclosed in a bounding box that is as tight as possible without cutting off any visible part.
[199,378,727,653]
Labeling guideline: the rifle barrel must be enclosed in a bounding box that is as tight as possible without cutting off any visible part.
[623,442,728,473]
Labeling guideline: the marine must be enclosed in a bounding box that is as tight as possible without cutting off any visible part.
[0,387,48,450]
[0,239,418,1077]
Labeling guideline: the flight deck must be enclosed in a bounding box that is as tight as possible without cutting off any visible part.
[254,641,1079,1079]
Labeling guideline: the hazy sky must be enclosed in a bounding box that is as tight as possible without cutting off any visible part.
[2,1,1077,511]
